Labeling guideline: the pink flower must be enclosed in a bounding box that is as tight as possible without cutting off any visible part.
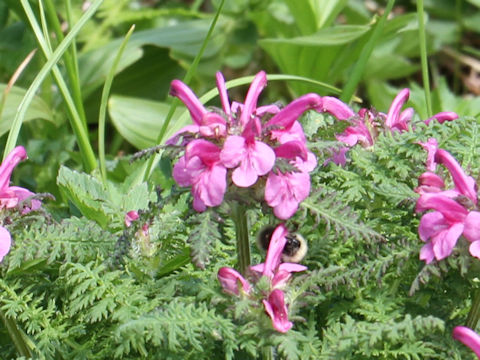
[335,109,376,148]
[385,88,412,132]
[416,194,469,263]
[220,135,275,187]
[217,267,251,296]
[435,149,477,205]
[320,96,355,120]
[425,111,458,125]
[251,224,307,288]
[415,172,445,195]
[418,138,439,172]
[0,226,11,263]
[264,142,316,220]
[262,289,293,333]
[173,140,227,211]
[265,93,323,144]
[125,210,139,227]
[167,80,227,144]
[0,146,41,213]
[453,326,480,358]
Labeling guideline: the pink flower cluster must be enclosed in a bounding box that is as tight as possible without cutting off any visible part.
[324,89,458,165]
[0,146,41,263]
[168,71,320,219]
[217,224,307,333]
[415,139,480,263]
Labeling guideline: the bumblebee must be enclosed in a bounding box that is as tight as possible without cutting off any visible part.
[257,225,308,263]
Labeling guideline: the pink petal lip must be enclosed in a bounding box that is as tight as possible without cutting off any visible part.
[263,289,293,333]
[0,226,11,263]
[453,326,480,358]
[217,267,251,295]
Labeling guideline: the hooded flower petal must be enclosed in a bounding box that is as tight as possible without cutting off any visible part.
[218,267,251,295]
[320,96,355,120]
[266,93,322,130]
[435,149,477,204]
[0,226,11,263]
[262,289,293,333]
[170,80,207,125]
[0,146,27,190]
[385,88,410,130]
[262,224,288,279]
[453,326,480,358]
[239,71,267,128]
[416,194,468,222]
[425,111,458,125]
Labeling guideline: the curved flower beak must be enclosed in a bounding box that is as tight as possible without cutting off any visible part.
[453,326,480,358]
[0,146,27,190]
[170,80,207,125]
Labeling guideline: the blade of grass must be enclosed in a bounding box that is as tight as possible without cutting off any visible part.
[0,49,37,123]
[340,0,395,103]
[98,25,136,185]
[43,0,87,128]
[141,0,225,181]
[416,0,433,118]
[6,0,102,171]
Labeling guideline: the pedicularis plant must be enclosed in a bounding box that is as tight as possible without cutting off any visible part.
[2,1,480,359]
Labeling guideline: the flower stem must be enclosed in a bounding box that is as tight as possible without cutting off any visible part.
[262,345,274,360]
[230,203,250,275]
[0,308,33,357]
[466,289,480,329]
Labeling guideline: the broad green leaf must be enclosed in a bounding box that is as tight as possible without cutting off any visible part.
[0,84,54,136]
[260,25,370,95]
[108,95,189,149]
[261,25,370,46]
[79,19,228,98]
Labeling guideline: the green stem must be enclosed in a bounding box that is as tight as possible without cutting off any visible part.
[43,0,87,128]
[230,203,250,275]
[0,307,33,357]
[466,289,480,329]
[340,0,395,103]
[416,0,433,118]
[262,345,274,360]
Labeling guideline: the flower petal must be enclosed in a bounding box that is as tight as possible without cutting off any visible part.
[263,224,288,279]
[240,71,267,128]
[464,211,480,243]
[453,326,480,358]
[217,267,251,295]
[435,149,477,204]
[170,80,206,125]
[425,111,458,125]
[385,88,409,129]
[266,93,322,129]
[0,146,27,190]
[320,97,355,120]
[0,226,11,263]
[263,289,293,333]
[432,222,464,261]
